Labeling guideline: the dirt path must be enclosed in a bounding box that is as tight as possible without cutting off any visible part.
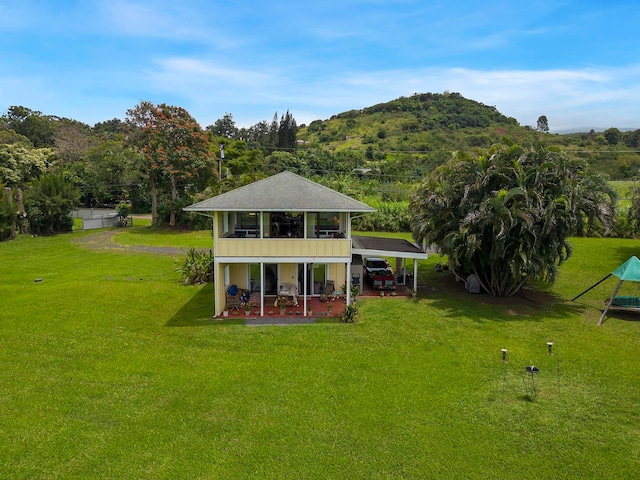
[73,229,184,256]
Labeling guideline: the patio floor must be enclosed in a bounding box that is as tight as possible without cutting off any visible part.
[222,281,413,320]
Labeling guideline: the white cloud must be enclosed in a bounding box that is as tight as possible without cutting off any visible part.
[137,58,640,130]
[301,65,640,131]
[97,0,237,46]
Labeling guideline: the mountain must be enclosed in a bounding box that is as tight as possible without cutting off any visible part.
[553,127,639,134]
[295,92,640,180]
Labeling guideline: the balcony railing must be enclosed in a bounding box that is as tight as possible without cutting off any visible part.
[215,238,351,258]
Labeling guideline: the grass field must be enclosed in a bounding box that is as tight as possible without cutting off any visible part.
[1,227,639,479]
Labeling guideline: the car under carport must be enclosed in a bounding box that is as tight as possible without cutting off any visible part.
[351,235,429,293]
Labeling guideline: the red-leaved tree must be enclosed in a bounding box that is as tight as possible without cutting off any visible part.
[127,102,212,226]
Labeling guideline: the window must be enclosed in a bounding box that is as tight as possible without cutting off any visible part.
[313,263,327,294]
[314,212,341,237]
[268,212,304,238]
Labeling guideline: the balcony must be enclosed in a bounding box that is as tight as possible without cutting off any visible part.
[215,237,351,259]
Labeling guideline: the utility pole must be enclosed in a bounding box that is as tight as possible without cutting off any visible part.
[218,144,225,179]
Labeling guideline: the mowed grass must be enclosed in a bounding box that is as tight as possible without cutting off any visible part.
[1,228,639,479]
[115,224,213,249]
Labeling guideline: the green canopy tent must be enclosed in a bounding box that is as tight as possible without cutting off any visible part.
[572,256,640,325]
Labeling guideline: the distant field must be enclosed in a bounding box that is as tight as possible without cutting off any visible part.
[610,179,638,211]
[0,228,638,478]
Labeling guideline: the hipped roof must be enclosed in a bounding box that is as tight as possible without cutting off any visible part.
[184,171,376,213]
[612,256,640,281]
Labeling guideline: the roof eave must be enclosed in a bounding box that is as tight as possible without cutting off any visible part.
[184,206,376,213]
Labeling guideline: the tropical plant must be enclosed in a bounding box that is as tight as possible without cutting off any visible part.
[24,173,80,235]
[175,247,213,285]
[626,184,640,237]
[409,142,617,296]
[342,301,359,323]
[241,299,254,313]
[0,185,15,240]
[352,197,411,232]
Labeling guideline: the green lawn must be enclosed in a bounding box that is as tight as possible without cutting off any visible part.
[0,228,639,478]
[114,226,213,249]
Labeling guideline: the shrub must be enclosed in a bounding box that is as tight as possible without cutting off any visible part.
[0,186,16,241]
[175,247,213,285]
[24,173,79,235]
[352,198,411,232]
[116,201,131,218]
[157,196,212,230]
[342,301,359,323]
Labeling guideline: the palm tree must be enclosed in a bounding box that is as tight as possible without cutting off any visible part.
[409,142,617,296]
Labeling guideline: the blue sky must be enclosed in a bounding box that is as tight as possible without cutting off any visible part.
[1,0,640,132]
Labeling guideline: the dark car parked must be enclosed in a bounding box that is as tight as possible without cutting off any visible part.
[363,257,395,290]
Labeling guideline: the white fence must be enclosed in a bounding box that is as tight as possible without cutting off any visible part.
[71,208,119,230]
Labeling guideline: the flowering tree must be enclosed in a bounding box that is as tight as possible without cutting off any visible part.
[127,102,212,226]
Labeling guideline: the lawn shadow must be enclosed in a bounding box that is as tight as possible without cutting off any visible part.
[426,273,583,322]
[611,245,640,264]
[165,283,242,327]
[599,309,640,324]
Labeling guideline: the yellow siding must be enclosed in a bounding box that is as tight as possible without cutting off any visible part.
[229,264,248,289]
[328,263,346,289]
[216,238,351,259]
[280,264,297,283]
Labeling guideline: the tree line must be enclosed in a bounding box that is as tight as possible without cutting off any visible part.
[4,98,640,300]
[0,103,301,236]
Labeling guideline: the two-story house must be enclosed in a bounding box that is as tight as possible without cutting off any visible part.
[184,171,426,317]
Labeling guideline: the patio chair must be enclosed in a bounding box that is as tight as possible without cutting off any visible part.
[226,284,243,311]
[319,280,335,302]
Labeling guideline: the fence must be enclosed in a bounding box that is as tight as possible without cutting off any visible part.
[71,208,119,230]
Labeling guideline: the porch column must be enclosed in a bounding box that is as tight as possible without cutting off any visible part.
[303,262,308,316]
[413,260,419,292]
[260,262,265,316]
[346,261,351,305]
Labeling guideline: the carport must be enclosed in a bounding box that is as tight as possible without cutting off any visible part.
[351,235,429,293]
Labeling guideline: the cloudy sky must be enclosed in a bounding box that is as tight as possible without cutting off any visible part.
[1,0,639,132]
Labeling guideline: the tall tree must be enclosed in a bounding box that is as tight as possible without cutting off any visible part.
[409,142,617,296]
[277,110,298,150]
[81,141,145,207]
[126,102,212,226]
[267,112,279,151]
[2,106,57,147]
[536,115,549,133]
[0,144,52,187]
[206,113,238,138]
[603,127,621,145]
[54,119,96,164]
[126,101,160,223]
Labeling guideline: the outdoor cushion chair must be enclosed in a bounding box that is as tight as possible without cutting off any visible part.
[319,280,335,302]
[226,284,243,311]
[276,283,299,306]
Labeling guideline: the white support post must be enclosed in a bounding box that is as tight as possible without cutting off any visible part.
[346,261,352,305]
[303,262,308,316]
[598,279,623,325]
[260,262,265,317]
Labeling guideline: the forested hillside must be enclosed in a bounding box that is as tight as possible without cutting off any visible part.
[2,93,640,236]
[297,92,640,181]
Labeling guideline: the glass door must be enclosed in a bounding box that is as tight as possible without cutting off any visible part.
[264,264,278,295]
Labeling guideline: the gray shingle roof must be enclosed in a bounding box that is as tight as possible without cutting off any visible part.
[184,171,376,213]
